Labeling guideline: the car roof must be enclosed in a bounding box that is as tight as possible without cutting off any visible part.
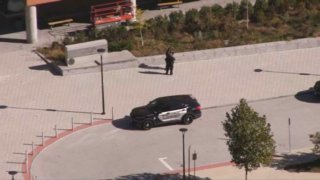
[154,95,197,104]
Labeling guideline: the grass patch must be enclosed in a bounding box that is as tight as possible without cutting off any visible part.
[37,41,65,63]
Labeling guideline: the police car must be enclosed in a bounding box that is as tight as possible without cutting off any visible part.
[130,95,201,130]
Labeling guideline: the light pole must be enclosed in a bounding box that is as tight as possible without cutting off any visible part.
[8,171,17,180]
[179,128,188,180]
[192,151,197,179]
[188,145,191,178]
[97,48,106,115]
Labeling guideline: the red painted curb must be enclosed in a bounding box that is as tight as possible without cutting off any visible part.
[22,119,112,180]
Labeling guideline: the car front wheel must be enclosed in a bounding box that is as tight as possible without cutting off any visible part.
[142,120,153,130]
[182,114,193,125]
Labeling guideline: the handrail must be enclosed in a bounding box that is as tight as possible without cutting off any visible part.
[90,0,134,25]
[91,0,131,9]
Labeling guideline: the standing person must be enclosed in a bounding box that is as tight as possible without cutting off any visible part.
[165,48,175,75]
[165,48,171,75]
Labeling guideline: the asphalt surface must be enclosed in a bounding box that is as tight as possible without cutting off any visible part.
[30,95,320,179]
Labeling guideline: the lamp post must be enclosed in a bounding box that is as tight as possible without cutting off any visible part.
[192,151,197,179]
[97,48,106,115]
[8,171,17,180]
[179,128,188,180]
[188,145,191,178]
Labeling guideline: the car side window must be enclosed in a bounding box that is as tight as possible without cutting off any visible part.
[169,103,183,111]
[161,106,171,112]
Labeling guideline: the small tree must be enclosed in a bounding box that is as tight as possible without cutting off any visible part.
[135,8,145,46]
[310,132,320,154]
[222,99,276,180]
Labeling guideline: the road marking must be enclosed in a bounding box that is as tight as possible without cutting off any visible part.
[159,157,174,171]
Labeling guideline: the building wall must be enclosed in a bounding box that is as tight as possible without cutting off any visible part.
[36,0,114,27]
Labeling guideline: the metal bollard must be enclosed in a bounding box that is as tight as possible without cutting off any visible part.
[112,107,114,121]
[288,118,291,153]
[32,142,34,155]
[71,117,74,131]
[54,125,58,138]
[41,132,44,146]
[90,113,93,125]
[25,150,28,174]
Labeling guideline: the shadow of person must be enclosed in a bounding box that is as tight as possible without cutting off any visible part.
[139,63,165,70]
[139,71,166,75]
[29,64,62,76]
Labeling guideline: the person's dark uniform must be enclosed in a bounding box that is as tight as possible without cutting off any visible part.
[165,48,175,75]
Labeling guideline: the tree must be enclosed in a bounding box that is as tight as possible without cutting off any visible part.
[135,8,146,46]
[222,99,276,180]
[310,132,320,154]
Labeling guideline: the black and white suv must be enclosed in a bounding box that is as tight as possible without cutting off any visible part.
[130,95,201,130]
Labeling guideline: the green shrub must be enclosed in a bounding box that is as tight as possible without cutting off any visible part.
[108,40,133,52]
[211,4,225,17]
[310,132,320,153]
[72,31,89,43]
[168,11,184,32]
[150,15,169,40]
[270,17,283,28]
[40,0,320,57]
[184,9,201,34]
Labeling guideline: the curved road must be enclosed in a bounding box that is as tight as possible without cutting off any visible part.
[31,95,320,179]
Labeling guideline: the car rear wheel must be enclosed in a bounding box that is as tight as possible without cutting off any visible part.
[142,120,153,130]
[182,114,193,125]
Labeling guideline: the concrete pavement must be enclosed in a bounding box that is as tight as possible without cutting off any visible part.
[30,95,320,179]
[1,31,320,180]
[1,1,319,179]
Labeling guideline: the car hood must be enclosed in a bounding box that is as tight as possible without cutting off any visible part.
[131,106,153,117]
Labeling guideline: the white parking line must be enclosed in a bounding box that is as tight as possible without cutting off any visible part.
[159,157,174,171]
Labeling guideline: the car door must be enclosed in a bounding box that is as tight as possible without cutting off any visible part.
[158,105,173,122]
[158,103,187,122]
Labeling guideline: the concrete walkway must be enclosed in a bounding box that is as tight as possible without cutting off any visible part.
[1,30,320,179]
